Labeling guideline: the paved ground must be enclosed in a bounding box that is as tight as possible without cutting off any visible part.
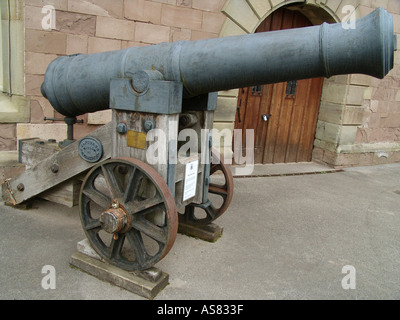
[0,163,399,300]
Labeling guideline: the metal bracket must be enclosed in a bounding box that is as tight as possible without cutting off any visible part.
[44,117,84,149]
[202,133,213,204]
[110,78,183,115]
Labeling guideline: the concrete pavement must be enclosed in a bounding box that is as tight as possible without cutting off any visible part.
[0,163,399,300]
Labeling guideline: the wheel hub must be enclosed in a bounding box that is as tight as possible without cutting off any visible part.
[100,200,129,234]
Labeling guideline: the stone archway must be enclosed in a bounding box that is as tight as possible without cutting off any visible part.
[234,6,329,164]
[214,0,372,167]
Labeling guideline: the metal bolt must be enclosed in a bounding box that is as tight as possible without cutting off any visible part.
[116,123,127,134]
[111,199,120,209]
[51,164,59,173]
[180,115,190,127]
[143,120,154,132]
[17,184,25,192]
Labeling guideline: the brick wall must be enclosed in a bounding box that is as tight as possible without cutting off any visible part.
[21,0,226,143]
[4,0,400,169]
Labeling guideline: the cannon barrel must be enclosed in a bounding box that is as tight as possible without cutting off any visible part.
[41,7,396,118]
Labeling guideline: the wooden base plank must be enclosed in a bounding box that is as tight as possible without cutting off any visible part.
[70,252,169,300]
[178,222,223,242]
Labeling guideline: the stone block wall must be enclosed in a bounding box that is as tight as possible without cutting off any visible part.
[312,0,400,167]
[1,0,399,169]
[219,0,400,168]
[19,0,226,143]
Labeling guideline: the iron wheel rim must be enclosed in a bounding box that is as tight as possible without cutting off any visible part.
[79,158,178,271]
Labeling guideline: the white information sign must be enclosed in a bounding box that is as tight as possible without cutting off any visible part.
[183,160,199,201]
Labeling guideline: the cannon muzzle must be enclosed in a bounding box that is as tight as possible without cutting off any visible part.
[41,7,396,117]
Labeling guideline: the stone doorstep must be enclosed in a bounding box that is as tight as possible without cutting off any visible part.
[70,239,169,300]
[231,162,340,178]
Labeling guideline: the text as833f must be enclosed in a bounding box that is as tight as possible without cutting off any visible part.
[157,304,244,317]
[200,305,244,315]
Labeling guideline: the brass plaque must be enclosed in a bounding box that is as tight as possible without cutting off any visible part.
[127,131,147,150]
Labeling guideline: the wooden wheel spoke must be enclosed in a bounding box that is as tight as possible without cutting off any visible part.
[82,188,111,208]
[131,218,167,244]
[208,183,228,197]
[101,164,123,199]
[84,219,102,232]
[126,229,147,267]
[123,168,144,203]
[125,196,165,217]
[135,196,164,214]
[210,164,221,175]
[109,234,125,260]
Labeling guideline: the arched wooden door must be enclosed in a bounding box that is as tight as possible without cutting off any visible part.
[234,8,324,164]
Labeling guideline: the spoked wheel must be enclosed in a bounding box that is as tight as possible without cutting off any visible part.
[180,149,234,225]
[79,158,178,271]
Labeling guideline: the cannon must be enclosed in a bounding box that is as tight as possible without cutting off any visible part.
[3,8,396,272]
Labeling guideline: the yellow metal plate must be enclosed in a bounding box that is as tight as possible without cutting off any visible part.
[127,131,147,150]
